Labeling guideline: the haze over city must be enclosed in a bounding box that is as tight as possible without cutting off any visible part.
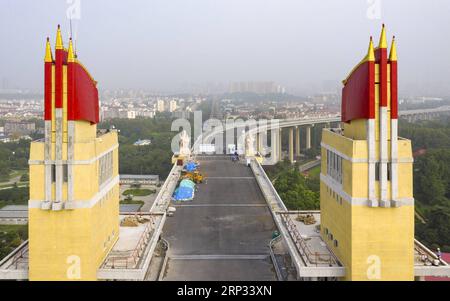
[1,0,450,96]
[2,0,450,286]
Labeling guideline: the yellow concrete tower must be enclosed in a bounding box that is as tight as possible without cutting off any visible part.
[28,25,120,281]
[320,26,415,280]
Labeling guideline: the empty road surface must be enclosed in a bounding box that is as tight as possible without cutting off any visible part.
[162,156,277,281]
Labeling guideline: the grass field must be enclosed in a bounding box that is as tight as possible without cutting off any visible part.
[122,188,155,197]
[0,169,30,189]
[0,186,29,209]
[120,199,145,205]
[0,183,29,189]
[308,165,321,179]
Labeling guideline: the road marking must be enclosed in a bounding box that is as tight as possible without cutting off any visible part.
[170,254,269,260]
[206,177,255,180]
[172,204,267,207]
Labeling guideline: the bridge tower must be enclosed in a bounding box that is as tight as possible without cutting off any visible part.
[320,25,415,280]
[28,25,120,280]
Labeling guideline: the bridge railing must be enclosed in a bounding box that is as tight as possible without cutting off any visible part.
[251,160,287,211]
[104,222,153,270]
[149,163,180,214]
[280,213,337,267]
[269,235,284,281]
[252,159,339,268]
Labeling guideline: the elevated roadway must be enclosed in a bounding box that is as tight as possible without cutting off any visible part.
[161,156,278,281]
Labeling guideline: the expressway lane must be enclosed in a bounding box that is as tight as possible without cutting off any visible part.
[161,156,277,281]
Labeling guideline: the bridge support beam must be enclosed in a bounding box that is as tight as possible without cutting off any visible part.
[289,127,294,164]
[295,126,300,158]
[271,130,278,163]
[306,126,312,150]
[278,128,282,162]
[256,133,263,154]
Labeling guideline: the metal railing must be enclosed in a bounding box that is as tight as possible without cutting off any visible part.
[157,238,170,281]
[414,239,448,266]
[252,159,339,269]
[0,240,29,270]
[269,235,284,281]
[149,163,180,214]
[104,222,154,269]
[251,160,287,211]
[12,246,29,269]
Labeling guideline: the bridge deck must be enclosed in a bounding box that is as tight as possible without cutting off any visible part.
[162,157,277,281]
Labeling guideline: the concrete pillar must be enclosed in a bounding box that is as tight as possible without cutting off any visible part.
[278,128,282,161]
[259,132,265,155]
[256,133,260,154]
[295,126,300,157]
[306,126,312,150]
[289,127,294,163]
[271,130,278,162]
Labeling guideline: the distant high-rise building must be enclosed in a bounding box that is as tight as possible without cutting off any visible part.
[229,81,284,94]
[127,110,136,119]
[28,25,119,281]
[320,26,414,280]
[169,99,177,112]
[157,99,165,112]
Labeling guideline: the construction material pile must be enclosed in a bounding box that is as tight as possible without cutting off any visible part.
[181,160,204,184]
[173,179,196,202]
[296,214,316,225]
[121,215,151,227]
[173,160,205,202]
[184,161,198,172]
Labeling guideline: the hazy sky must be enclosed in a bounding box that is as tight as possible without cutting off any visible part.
[1,0,450,95]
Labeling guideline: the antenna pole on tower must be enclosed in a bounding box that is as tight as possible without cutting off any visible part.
[69,18,73,39]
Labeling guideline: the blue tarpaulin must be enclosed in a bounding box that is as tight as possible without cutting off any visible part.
[184,162,198,172]
[179,179,196,189]
[173,186,194,201]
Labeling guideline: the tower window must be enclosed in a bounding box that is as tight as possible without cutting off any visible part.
[63,164,68,183]
[387,163,391,181]
[51,164,56,183]
[375,162,380,181]
[99,151,114,186]
[327,150,330,174]
[51,164,68,182]
[327,150,343,184]
[375,162,391,181]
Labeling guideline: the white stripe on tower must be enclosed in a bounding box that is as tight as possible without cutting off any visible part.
[54,108,63,209]
[391,119,399,207]
[368,119,377,207]
[380,106,389,207]
[44,120,52,203]
[67,121,75,206]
